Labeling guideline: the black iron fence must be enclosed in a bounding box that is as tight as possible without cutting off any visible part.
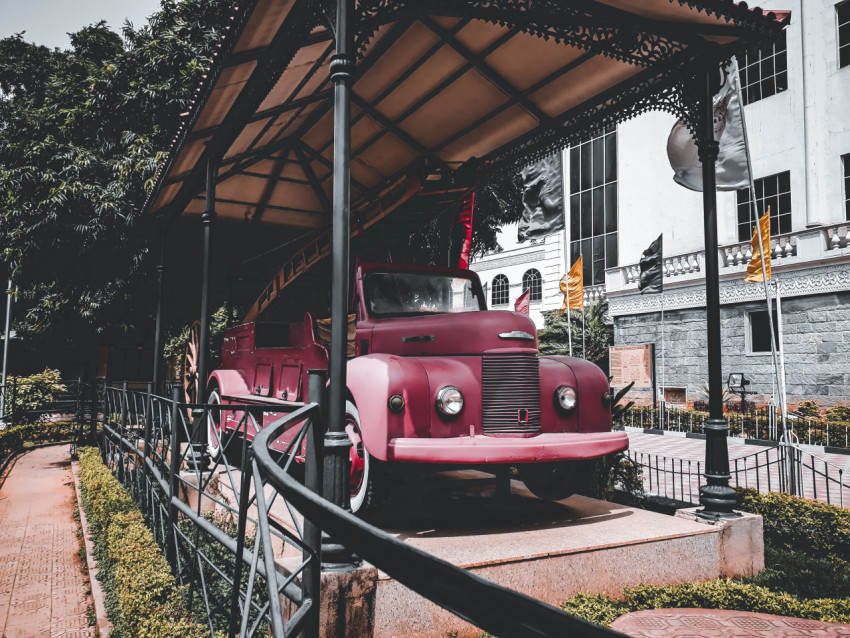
[0,377,103,427]
[98,379,625,638]
[617,405,850,449]
[627,441,850,509]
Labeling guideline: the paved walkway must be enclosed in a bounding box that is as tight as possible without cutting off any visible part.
[611,608,850,636]
[627,430,850,507]
[0,446,95,637]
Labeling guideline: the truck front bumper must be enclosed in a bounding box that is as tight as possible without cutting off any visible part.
[387,430,629,464]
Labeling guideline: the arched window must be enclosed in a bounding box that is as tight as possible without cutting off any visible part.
[491,275,509,306]
[522,269,543,302]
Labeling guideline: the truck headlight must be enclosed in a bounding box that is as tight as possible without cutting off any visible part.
[435,386,464,417]
[554,385,577,413]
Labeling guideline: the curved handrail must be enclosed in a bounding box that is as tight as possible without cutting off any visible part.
[252,403,625,638]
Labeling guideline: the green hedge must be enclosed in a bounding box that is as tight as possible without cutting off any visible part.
[0,421,79,460]
[77,447,210,638]
[561,489,850,626]
[736,488,850,563]
[7,368,67,415]
[562,580,850,627]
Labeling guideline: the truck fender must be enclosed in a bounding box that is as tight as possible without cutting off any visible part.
[208,369,251,398]
[546,356,612,432]
[346,354,430,461]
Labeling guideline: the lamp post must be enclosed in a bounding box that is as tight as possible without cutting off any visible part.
[323,0,356,569]
[697,65,739,520]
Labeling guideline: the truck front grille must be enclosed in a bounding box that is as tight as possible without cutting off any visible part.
[481,354,541,435]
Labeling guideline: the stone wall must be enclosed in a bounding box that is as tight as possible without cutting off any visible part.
[613,291,850,408]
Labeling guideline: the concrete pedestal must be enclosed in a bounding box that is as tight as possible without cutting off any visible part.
[209,466,764,638]
[371,490,763,638]
[674,507,764,577]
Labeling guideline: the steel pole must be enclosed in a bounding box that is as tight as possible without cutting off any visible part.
[327,0,355,508]
[152,231,167,396]
[190,154,216,471]
[696,67,739,519]
[1,278,12,420]
[323,0,356,570]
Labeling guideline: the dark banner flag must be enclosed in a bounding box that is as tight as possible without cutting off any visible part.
[517,154,564,242]
[638,234,663,294]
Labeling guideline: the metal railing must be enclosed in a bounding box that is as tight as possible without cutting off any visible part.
[100,383,319,637]
[627,440,850,508]
[618,405,850,449]
[98,380,626,638]
[0,377,102,428]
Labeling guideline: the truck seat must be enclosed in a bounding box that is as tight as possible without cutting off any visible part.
[314,314,357,358]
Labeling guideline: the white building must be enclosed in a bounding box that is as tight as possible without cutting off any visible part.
[471,0,850,406]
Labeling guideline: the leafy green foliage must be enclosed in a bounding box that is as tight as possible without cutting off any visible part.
[562,580,850,627]
[735,487,850,564]
[77,447,209,638]
[537,301,613,372]
[0,1,235,337]
[561,488,850,626]
[7,367,66,414]
[162,302,240,382]
[402,171,523,265]
[0,420,79,458]
[697,380,732,404]
[747,547,850,600]
[177,512,268,635]
[796,400,821,418]
[583,453,645,505]
[826,406,850,422]
[609,380,635,421]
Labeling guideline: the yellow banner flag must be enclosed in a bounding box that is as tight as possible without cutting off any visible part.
[560,256,584,312]
[744,209,771,283]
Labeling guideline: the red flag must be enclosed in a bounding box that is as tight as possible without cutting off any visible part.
[457,193,475,269]
[514,288,531,315]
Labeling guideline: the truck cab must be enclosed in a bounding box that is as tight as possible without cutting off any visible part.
[209,262,628,514]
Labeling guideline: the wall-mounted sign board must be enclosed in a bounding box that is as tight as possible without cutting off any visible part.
[609,344,655,389]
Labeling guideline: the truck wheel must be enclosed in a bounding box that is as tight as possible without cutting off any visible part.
[518,460,591,501]
[345,401,388,515]
[206,382,223,461]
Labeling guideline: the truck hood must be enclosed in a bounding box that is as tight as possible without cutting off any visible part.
[367,310,538,356]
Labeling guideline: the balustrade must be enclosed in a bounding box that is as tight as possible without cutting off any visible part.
[722,234,797,267]
[584,284,606,304]
[621,250,703,285]
[824,224,849,251]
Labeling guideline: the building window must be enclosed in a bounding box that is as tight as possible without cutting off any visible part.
[491,274,509,306]
[522,269,543,302]
[844,153,850,220]
[839,2,850,68]
[736,171,792,242]
[748,309,779,354]
[569,126,617,286]
[739,29,787,105]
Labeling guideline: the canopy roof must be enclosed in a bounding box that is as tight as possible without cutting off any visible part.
[146,0,786,230]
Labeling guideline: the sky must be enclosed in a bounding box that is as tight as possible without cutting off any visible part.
[1,0,162,49]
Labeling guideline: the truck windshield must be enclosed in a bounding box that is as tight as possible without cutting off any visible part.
[364,272,485,317]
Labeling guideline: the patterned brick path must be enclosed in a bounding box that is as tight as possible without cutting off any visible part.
[611,608,850,636]
[0,446,95,637]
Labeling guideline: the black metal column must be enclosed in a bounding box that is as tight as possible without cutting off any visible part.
[190,154,216,470]
[324,0,356,569]
[697,67,739,519]
[152,231,166,395]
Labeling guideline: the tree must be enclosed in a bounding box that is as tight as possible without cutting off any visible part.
[400,170,524,265]
[0,1,235,339]
[537,301,613,372]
